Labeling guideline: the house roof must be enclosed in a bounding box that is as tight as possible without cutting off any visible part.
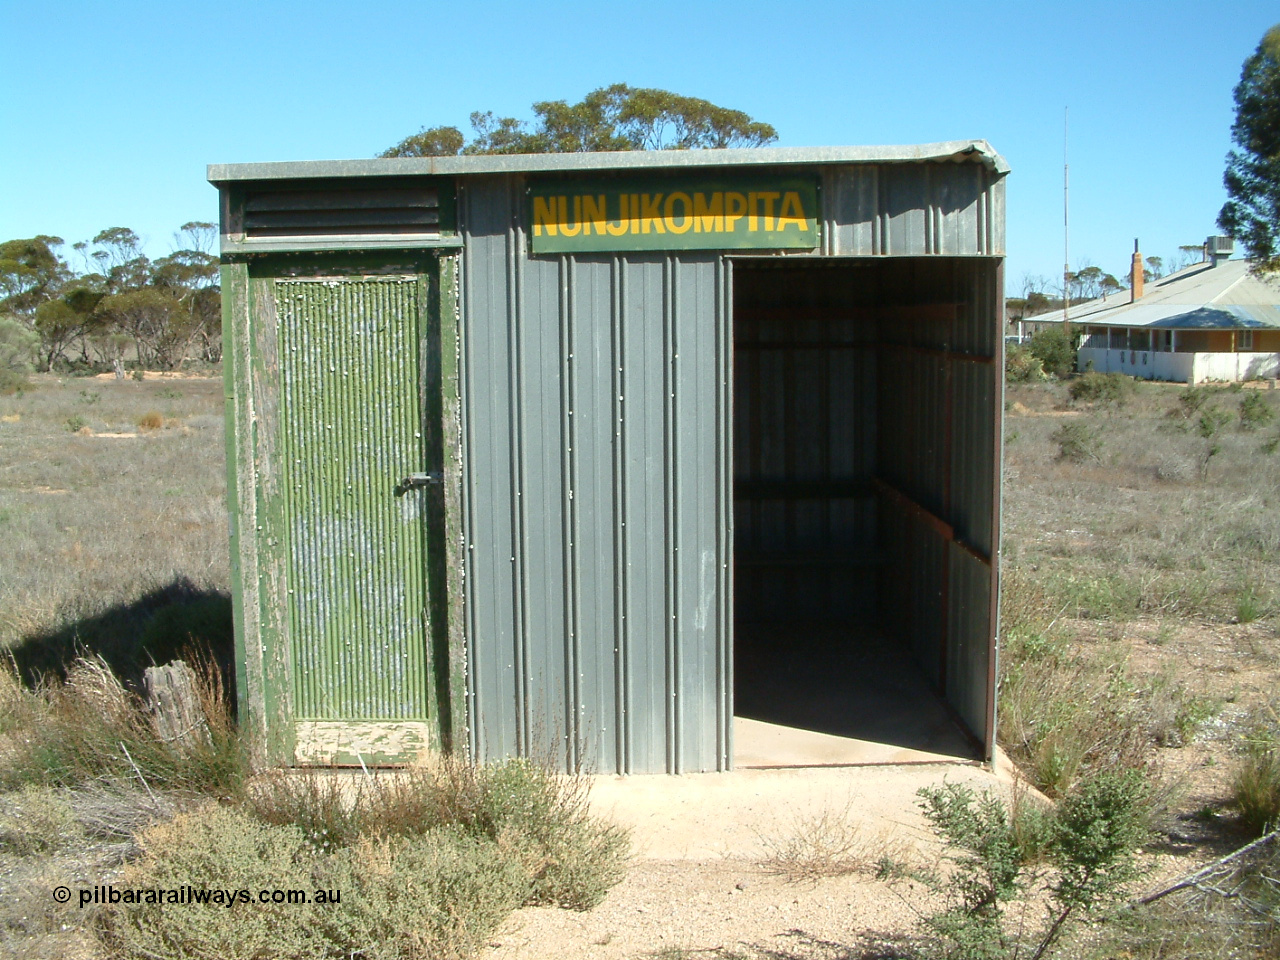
[1066,258,1280,330]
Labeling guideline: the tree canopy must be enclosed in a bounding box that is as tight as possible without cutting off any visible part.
[0,222,221,373]
[381,83,778,158]
[1218,24,1280,271]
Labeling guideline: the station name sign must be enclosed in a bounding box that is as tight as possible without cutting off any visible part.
[529,177,819,253]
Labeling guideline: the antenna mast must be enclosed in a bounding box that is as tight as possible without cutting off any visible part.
[1063,106,1070,328]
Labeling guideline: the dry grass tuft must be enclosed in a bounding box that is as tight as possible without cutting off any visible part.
[0,653,247,799]
[136,410,163,431]
[758,802,915,881]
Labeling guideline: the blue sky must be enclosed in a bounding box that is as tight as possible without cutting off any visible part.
[2,1,1276,291]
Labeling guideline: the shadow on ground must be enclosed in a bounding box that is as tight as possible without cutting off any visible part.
[735,622,977,759]
[6,577,234,695]
[720,928,920,959]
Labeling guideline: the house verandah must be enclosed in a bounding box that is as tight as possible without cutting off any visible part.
[1077,323,1280,383]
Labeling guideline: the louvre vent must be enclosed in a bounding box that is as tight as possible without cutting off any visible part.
[243,180,442,239]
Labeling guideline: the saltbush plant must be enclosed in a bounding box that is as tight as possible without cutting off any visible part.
[246,758,629,911]
[1240,390,1275,431]
[1050,421,1101,463]
[0,785,83,855]
[100,806,534,960]
[106,761,630,960]
[317,829,530,960]
[98,806,326,960]
[1068,371,1135,408]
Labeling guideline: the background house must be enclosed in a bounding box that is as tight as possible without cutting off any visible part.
[1071,242,1280,383]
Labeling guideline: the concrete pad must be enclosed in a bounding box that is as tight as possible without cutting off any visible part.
[586,761,1006,861]
[735,625,979,760]
[734,716,971,767]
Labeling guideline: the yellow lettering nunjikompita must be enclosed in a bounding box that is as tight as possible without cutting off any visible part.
[529,178,819,253]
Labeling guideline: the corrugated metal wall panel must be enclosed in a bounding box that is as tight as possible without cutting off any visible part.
[948,545,993,739]
[460,179,729,773]
[872,258,999,756]
[671,255,724,771]
[459,178,522,763]
[948,260,1000,756]
[733,264,880,624]
[459,178,999,773]
[822,164,1004,257]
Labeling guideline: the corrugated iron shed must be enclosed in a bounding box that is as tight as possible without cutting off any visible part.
[210,142,1009,774]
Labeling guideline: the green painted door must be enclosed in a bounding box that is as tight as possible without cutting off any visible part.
[271,273,438,763]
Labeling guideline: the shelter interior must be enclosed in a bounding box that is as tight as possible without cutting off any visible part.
[732,258,999,760]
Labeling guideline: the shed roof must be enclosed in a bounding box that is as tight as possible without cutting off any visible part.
[207,140,1009,184]
[1067,258,1280,330]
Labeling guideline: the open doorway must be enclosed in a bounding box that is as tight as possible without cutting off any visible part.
[732,258,999,764]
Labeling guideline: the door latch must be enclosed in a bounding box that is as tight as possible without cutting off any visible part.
[395,472,443,496]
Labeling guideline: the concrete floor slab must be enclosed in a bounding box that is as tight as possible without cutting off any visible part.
[734,716,973,767]
[735,624,979,760]
[586,760,1007,860]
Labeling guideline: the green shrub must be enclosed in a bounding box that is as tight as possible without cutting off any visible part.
[471,760,629,909]
[1068,371,1135,407]
[1175,385,1211,419]
[1240,390,1275,431]
[1197,406,1233,479]
[318,829,529,960]
[102,805,534,960]
[1028,326,1076,378]
[1050,421,1101,463]
[1237,583,1269,623]
[916,770,1151,960]
[64,414,87,432]
[1005,344,1046,383]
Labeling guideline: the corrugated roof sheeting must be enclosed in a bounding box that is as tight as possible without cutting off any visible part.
[459,177,730,774]
[1082,304,1280,330]
[208,141,1010,183]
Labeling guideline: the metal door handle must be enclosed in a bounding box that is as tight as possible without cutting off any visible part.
[395,472,442,496]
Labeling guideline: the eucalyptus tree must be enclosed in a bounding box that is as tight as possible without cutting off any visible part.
[382,83,777,158]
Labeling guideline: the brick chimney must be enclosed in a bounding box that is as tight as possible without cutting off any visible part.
[1130,239,1143,302]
